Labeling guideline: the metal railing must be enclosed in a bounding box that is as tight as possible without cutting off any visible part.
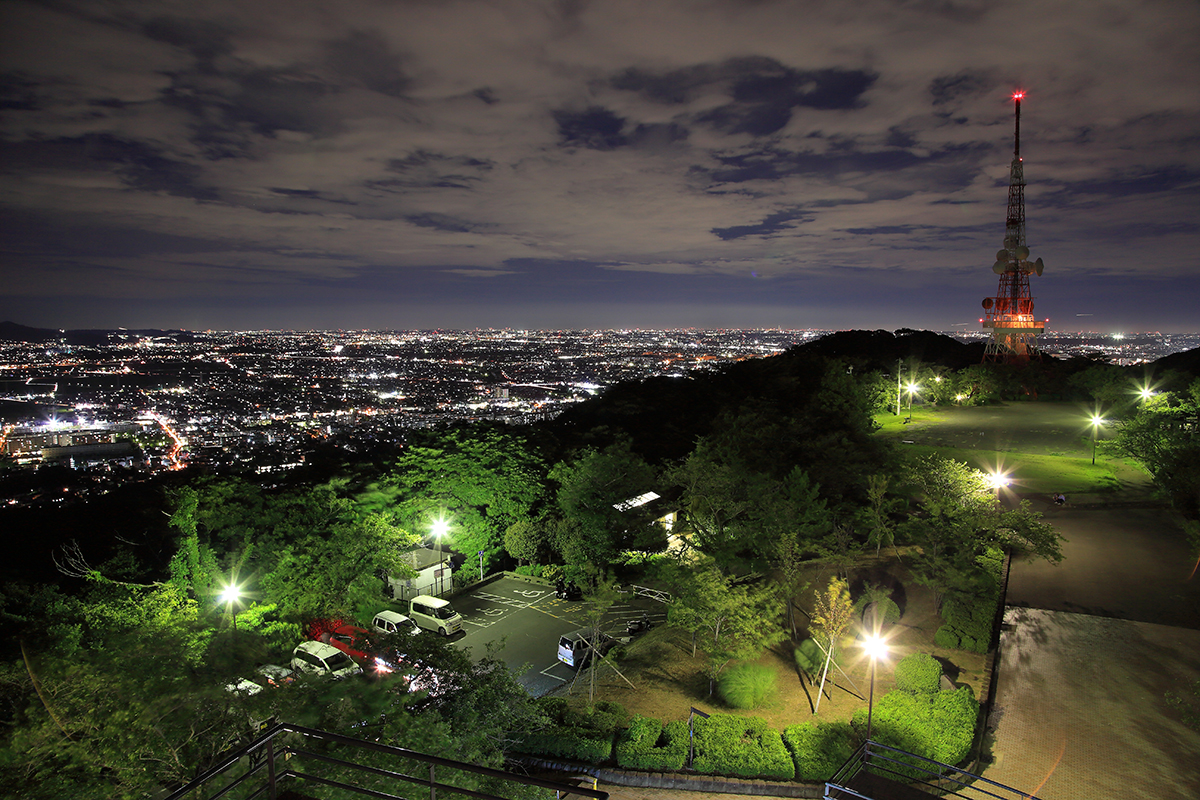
[164,722,610,800]
[825,740,1041,800]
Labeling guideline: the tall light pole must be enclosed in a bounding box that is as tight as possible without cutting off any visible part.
[219,583,242,632]
[863,635,888,743]
[1090,415,1105,465]
[431,517,449,596]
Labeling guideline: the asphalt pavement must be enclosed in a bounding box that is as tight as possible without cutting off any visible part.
[449,576,669,696]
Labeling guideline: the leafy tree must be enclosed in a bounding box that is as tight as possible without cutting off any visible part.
[863,474,896,555]
[360,427,548,573]
[664,561,784,694]
[901,455,1061,610]
[809,576,854,713]
[503,518,548,566]
[1112,379,1200,520]
[550,438,659,568]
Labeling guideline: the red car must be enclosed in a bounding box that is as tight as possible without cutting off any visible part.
[308,618,374,662]
[308,618,421,681]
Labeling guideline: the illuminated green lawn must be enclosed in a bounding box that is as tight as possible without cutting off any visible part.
[874,402,1136,495]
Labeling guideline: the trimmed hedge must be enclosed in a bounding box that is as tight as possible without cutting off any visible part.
[783,721,854,781]
[615,716,688,771]
[509,731,613,762]
[851,685,979,778]
[718,662,778,709]
[893,653,942,695]
[510,697,625,762]
[934,626,960,649]
[692,714,794,780]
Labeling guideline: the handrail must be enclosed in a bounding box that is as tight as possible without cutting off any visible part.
[164,722,610,800]
[826,740,1041,800]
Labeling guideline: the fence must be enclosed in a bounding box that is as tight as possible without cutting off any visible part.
[163,722,610,800]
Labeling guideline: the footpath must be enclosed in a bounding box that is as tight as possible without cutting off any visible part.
[982,494,1200,800]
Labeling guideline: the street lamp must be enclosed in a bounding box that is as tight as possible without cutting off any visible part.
[863,635,888,743]
[219,583,242,631]
[986,471,1010,497]
[431,517,449,596]
[1090,415,1105,465]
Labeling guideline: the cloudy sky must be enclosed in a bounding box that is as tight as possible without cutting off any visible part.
[2,0,1197,333]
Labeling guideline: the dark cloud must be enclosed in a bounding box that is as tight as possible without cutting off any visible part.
[712,209,812,240]
[323,30,410,98]
[142,16,233,67]
[929,71,990,106]
[1046,167,1200,199]
[0,73,41,111]
[627,122,689,148]
[615,57,876,136]
[405,213,479,233]
[554,105,628,149]
[1,134,217,199]
[371,151,494,191]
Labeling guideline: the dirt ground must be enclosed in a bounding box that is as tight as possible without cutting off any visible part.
[559,555,988,730]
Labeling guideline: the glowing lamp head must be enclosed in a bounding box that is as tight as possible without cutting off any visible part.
[430,518,449,540]
[906,382,919,393]
[987,472,1010,490]
[1139,388,1154,400]
[219,584,241,605]
[1090,415,1105,427]
[863,635,888,662]
[1013,91,1025,101]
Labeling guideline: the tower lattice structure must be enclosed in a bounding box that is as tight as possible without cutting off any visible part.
[982,92,1046,363]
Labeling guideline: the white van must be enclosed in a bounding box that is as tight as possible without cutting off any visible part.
[557,628,615,669]
[408,595,463,636]
[372,609,422,636]
[290,641,363,678]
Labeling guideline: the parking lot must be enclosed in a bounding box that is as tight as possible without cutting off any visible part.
[446,576,669,697]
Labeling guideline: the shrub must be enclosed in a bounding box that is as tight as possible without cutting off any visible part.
[794,638,825,674]
[893,653,941,695]
[934,626,960,650]
[512,697,626,764]
[850,686,980,778]
[863,597,902,627]
[692,714,794,780]
[615,716,688,771]
[718,662,778,709]
[783,721,854,781]
[509,731,612,762]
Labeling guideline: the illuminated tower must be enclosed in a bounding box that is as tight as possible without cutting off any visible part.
[982,91,1046,363]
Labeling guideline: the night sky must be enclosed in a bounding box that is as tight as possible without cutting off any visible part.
[2,1,1197,333]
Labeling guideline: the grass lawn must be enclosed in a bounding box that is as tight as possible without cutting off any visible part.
[875,401,1152,496]
[564,556,987,735]
[553,401,1149,742]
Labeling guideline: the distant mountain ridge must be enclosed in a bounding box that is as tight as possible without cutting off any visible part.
[0,321,191,346]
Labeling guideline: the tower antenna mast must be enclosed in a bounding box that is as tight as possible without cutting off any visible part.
[981,90,1046,363]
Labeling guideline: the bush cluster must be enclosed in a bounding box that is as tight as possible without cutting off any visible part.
[937,547,1005,653]
[615,716,688,771]
[783,721,854,781]
[851,685,979,778]
[893,653,942,695]
[717,662,778,709]
[510,698,628,762]
[692,714,794,780]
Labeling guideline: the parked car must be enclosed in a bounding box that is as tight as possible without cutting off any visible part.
[224,664,295,696]
[557,628,616,669]
[408,595,463,636]
[372,610,422,636]
[290,641,363,678]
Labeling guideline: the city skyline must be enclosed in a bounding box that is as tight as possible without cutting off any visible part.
[2,1,1198,333]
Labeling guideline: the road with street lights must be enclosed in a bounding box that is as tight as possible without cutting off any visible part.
[445,576,668,697]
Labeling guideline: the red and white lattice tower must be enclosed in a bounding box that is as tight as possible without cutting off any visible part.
[982,91,1046,363]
